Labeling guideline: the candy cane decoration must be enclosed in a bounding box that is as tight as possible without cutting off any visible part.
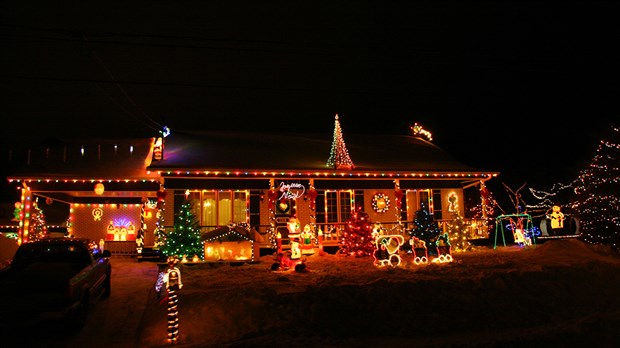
[136,200,146,254]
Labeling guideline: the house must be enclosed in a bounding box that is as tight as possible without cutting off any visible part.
[1,137,161,254]
[2,119,499,255]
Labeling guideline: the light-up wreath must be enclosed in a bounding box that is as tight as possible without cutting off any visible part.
[371,193,391,213]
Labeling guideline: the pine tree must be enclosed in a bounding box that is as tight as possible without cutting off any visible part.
[471,181,498,223]
[154,212,167,249]
[161,200,203,260]
[28,198,48,242]
[326,114,355,170]
[447,210,472,252]
[571,125,620,250]
[410,201,441,253]
[338,206,375,257]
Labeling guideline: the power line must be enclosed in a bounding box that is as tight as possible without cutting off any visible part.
[82,34,162,132]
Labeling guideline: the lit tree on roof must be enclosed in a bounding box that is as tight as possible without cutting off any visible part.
[326,114,355,170]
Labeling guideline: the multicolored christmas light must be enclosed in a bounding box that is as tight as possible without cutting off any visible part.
[27,197,48,242]
[160,199,203,260]
[339,207,375,257]
[326,114,355,170]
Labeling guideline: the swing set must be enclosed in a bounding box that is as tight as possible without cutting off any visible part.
[494,213,535,249]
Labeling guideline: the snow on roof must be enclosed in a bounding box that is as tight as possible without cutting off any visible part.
[4,137,159,180]
[148,130,489,174]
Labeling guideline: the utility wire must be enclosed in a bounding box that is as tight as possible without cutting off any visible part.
[81,34,162,132]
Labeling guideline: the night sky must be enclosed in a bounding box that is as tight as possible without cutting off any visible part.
[1,1,619,191]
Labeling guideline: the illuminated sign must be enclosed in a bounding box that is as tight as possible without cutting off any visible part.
[277,182,306,200]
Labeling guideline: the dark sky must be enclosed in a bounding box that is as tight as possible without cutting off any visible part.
[1,0,619,190]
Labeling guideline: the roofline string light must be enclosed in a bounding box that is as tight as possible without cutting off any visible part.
[154,171,498,179]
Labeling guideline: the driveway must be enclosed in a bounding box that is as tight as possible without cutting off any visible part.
[6,256,159,348]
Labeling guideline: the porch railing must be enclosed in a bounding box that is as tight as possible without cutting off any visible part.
[159,217,490,251]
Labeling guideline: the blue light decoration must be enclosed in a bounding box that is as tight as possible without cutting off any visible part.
[494,214,535,248]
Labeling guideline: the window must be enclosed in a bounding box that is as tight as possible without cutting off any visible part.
[180,190,248,228]
[432,189,443,220]
[406,189,431,220]
[324,190,354,224]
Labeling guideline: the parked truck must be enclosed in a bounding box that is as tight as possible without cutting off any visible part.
[0,238,112,332]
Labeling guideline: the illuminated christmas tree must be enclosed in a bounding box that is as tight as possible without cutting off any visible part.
[339,206,375,257]
[469,181,498,237]
[571,125,620,250]
[326,114,355,170]
[161,200,203,260]
[446,211,472,252]
[28,198,48,242]
[410,201,441,254]
[153,215,167,250]
[154,188,167,249]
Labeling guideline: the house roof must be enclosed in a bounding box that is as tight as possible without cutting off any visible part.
[147,130,497,175]
[1,138,161,205]
[3,137,159,180]
[1,131,499,190]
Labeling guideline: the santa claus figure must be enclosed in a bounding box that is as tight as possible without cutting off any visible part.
[287,216,301,240]
[270,252,306,272]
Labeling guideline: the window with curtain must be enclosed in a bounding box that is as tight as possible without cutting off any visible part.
[233,191,247,223]
[200,190,248,228]
[202,191,217,228]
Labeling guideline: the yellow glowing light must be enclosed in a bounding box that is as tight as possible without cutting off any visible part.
[94,183,105,195]
[410,122,433,141]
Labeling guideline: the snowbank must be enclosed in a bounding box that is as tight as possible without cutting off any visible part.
[135,239,620,347]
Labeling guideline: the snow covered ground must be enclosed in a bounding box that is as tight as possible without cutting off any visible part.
[2,236,620,347]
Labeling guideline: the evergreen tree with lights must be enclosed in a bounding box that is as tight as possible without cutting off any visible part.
[154,187,168,249]
[161,200,203,260]
[409,201,441,254]
[446,210,472,252]
[338,206,375,257]
[571,125,620,250]
[28,198,49,242]
[470,181,498,236]
[326,114,355,170]
[153,214,167,249]
[153,211,167,249]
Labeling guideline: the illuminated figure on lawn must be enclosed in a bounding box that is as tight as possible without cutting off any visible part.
[433,231,453,263]
[287,216,301,240]
[270,252,306,272]
[290,239,302,260]
[373,234,405,267]
[548,205,566,235]
[300,224,315,255]
[409,236,429,265]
